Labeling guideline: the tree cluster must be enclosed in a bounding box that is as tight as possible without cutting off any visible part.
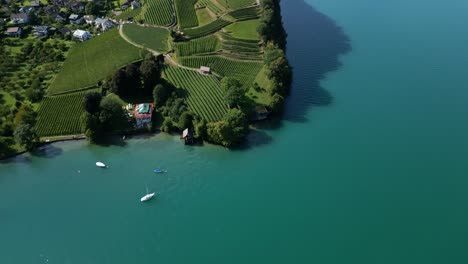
[81,92,132,142]
[206,109,249,147]
[221,77,248,109]
[264,44,292,113]
[256,0,288,49]
[105,55,162,98]
[152,82,196,133]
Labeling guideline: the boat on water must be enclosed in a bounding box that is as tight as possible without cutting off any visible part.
[141,192,156,202]
[96,162,107,168]
[141,185,156,202]
[153,169,166,173]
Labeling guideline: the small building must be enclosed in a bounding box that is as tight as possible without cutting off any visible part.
[83,15,95,24]
[32,26,49,37]
[55,13,66,23]
[182,128,194,145]
[6,27,22,37]
[134,103,154,129]
[10,13,29,24]
[199,66,211,74]
[73,29,92,41]
[131,1,141,9]
[69,14,83,25]
[95,18,115,32]
[253,105,269,121]
[58,27,72,36]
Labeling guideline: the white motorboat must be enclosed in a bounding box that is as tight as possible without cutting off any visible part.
[96,162,107,168]
[141,185,156,202]
[140,192,156,202]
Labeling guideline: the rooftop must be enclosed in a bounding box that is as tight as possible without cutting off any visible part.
[7,27,21,33]
[134,103,153,119]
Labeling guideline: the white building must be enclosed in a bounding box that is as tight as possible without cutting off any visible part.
[94,18,115,32]
[73,29,92,41]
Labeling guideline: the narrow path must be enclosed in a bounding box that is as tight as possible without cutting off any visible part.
[118,23,221,78]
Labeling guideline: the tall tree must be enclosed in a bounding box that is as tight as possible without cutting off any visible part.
[14,105,37,127]
[221,77,246,108]
[139,57,161,90]
[99,96,129,133]
[152,83,170,108]
[83,92,102,114]
[14,124,38,150]
[85,2,100,16]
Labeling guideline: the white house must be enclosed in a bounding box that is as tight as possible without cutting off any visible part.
[73,29,92,41]
[95,18,115,32]
[199,66,211,74]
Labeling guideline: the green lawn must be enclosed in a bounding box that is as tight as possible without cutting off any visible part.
[122,24,170,52]
[224,19,260,40]
[48,29,143,95]
[196,8,215,26]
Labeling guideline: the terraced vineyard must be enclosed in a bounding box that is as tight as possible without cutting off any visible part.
[162,66,228,122]
[199,0,224,15]
[227,6,260,20]
[48,29,142,94]
[36,92,88,136]
[175,0,199,28]
[142,0,174,26]
[179,55,262,86]
[183,18,231,38]
[215,0,257,9]
[174,35,221,56]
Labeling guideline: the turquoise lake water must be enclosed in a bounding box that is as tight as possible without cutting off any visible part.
[1,0,468,263]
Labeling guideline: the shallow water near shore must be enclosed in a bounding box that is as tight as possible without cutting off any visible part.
[2,0,468,263]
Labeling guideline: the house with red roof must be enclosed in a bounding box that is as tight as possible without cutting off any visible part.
[134,103,153,128]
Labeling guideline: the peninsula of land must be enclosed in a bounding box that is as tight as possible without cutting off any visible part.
[0,0,291,158]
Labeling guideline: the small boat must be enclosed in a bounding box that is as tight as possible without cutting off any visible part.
[141,192,156,202]
[153,169,167,173]
[141,185,156,202]
[96,162,107,168]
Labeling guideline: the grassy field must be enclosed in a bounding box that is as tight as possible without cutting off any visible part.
[196,8,215,26]
[35,91,91,136]
[122,24,170,52]
[225,19,260,40]
[48,29,142,95]
[199,0,225,15]
[162,66,228,122]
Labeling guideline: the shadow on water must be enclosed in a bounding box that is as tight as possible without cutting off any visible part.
[31,144,63,159]
[232,128,273,151]
[235,0,351,150]
[94,136,127,147]
[280,0,351,122]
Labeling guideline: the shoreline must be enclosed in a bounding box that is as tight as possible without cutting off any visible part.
[0,135,87,161]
